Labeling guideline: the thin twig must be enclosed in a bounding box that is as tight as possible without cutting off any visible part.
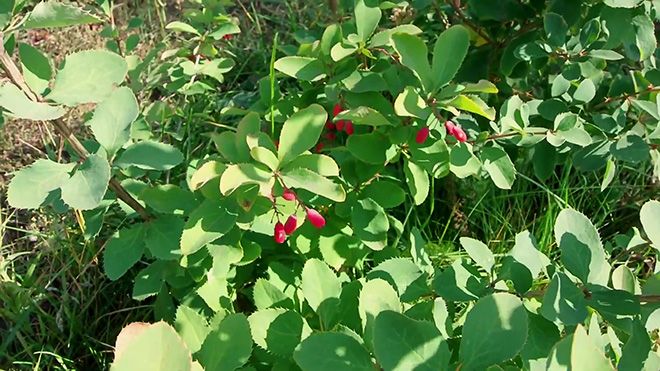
[0,32,151,220]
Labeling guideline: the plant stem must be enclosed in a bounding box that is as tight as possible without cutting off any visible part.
[0,32,151,221]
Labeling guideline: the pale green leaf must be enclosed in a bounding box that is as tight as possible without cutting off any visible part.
[460,237,495,272]
[294,332,374,371]
[197,314,252,371]
[175,305,210,354]
[47,50,128,106]
[352,198,389,250]
[274,56,326,81]
[391,33,433,93]
[7,159,73,209]
[278,104,328,164]
[25,1,102,29]
[103,224,145,281]
[355,0,381,42]
[115,141,184,171]
[18,43,51,95]
[404,159,429,205]
[432,25,470,89]
[640,200,660,248]
[88,87,138,156]
[481,147,517,190]
[180,200,238,255]
[61,154,110,210]
[0,82,65,120]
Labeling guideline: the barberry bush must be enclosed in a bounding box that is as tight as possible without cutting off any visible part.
[2,0,660,370]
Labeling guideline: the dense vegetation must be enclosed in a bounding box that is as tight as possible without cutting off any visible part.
[1,0,659,370]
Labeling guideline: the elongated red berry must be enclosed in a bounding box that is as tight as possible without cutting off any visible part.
[325,132,337,141]
[333,103,342,117]
[284,215,298,235]
[274,222,286,244]
[344,121,354,135]
[325,121,336,130]
[315,142,325,153]
[306,208,326,229]
[223,34,234,40]
[453,126,468,142]
[416,126,430,144]
[445,121,457,136]
[282,189,296,201]
[336,120,345,131]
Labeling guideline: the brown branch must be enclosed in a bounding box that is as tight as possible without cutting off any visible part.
[593,86,660,110]
[0,32,151,221]
[445,0,494,45]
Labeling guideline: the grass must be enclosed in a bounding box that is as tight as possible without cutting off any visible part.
[1,1,658,369]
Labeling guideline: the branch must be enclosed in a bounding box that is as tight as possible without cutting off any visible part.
[592,86,660,110]
[0,33,151,221]
[444,0,494,45]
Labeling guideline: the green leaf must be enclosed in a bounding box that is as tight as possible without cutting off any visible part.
[219,163,273,197]
[342,70,388,93]
[18,43,51,95]
[509,230,550,278]
[410,137,450,179]
[391,33,433,93]
[7,159,73,209]
[281,153,340,177]
[165,21,200,35]
[252,279,292,309]
[250,147,279,171]
[352,198,389,250]
[361,181,405,209]
[433,260,489,301]
[373,311,450,371]
[103,224,145,281]
[394,86,430,119]
[110,322,198,371]
[88,87,138,156]
[132,262,166,301]
[449,95,496,120]
[367,258,429,302]
[618,320,652,371]
[0,0,14,29]
[540,272,588,325]
[432,25,470,89]
[24,1,102,29]
[301,259,342,327]
[47,50,128,106]
[115,141,184,171]
[404,159,429,205]
[459,293,528,371]
[346,133,392,164]
[145,215,184,260]
[264,310,312,358]
[197,314,252,371]
[278,104,327,164]
[294,332,374,371]
[359,279,401,345]
[555,208,611,285]
[450,143,482,178]
[601,158,616,191]
[175,305,210,354]
[274,56,326,81]
[520,313,560,365]
[588,49,625,60]
[334,106,393,126]
[355,0,381,42]
[0,82,65,120]
[460,237,495,272]
[370,24,423,47]
[611,134,650,163]
[140,185,197,214]
[432,297,453,339]
[571,325,615,370]
[544,13,568,46]
[411,227,434,276]
[180,200,238,255]
[480,147,516,190]
[61,154,110,210]
[573,79,596,103]
[640,200,660,248]
[280,168,346,202]
[603,0,643,8]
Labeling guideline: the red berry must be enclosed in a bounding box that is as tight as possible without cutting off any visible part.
[453,126,468,143]
[325,121,336,131]
[306,208,326,229]
[415,126,430,144]
[315,143,325,153]
[325,132,337,141]
[284,215,298,235]
[282,189,296,201]
[223,34,233,40]
[445,121,457,136]
[274,222,286,244]
[333,103,342,117]
[336,120,345,131]
[344,121,354,135]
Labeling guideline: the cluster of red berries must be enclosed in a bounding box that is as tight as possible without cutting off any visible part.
[445,121,468,142]
[273,189,326,244]
[414,120,467,145]
[316,103,354,153]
